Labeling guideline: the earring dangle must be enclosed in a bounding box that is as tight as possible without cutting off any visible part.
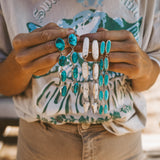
[55,38,67,96]
[68,34,79,95]
[98,41,105,114]
[92,40,99,113]
[103,40,111,114]
[82,37,90,113]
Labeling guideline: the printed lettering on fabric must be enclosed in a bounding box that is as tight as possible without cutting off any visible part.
[26,9,142,124]
[33,0,59,23]
[121,0,139,17]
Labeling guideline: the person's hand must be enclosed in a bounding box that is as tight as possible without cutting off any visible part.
[0,23,76,96]
[11,23,75,76]
[75,28,159,91]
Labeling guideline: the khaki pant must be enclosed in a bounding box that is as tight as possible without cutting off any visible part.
[17,119,144,160]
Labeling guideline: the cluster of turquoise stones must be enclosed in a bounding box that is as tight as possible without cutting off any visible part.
[68,34,79,95]
[98,40,111,115]
[56,35,111,115]
[55,38,67,96]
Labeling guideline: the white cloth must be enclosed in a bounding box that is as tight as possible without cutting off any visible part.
[0,0,160,136]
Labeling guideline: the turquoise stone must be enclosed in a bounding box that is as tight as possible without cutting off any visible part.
[61,86,67,96]
[99,90,103,101]
[106,40,111,53]
[104,90,109,101]
[99,105,103,115]
[73,67,78,79]
[99,59,103,71]
[100,41,105,55]
[99,75,103,87]
[104,104,108,114]
[55,38,65,51]
[68,34,77,46]
[61,70,67,82]
[104,57,109,70]
[104,74,109,86]
[72,52,78,63]
[73,83,79,94]
[59,56,67,66]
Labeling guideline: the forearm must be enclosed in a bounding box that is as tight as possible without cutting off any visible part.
[0,53,32,96]
[131,60,160,92]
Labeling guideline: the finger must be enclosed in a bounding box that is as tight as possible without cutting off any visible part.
[109,52,139,65]
[75,40,138,61]
[33,67,51,76]
[110,41,138,52]
[97,28,108,32]
[24,52,60,73]
[16,39,72,64]
[80,30,134,42]
[109,63,136,78]
[32,23,61,32]
[12,28,75,50]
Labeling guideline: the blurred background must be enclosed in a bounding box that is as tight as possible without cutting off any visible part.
[0,75,160,160]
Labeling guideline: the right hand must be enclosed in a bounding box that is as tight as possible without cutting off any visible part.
[11,23,75,76]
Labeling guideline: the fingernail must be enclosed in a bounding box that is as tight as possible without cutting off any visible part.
[68,28,75,34]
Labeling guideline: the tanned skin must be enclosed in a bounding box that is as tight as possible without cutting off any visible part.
[0,23,159,96]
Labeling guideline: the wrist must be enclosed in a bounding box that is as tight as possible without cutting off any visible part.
[131,59,159,92]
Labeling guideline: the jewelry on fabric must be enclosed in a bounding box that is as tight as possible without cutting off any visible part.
[103,40,111,114]
[92,40,99,113]
[55,37,67,96]
[68,34,79,95]
[98,41,105,114]
[82,37,90,112]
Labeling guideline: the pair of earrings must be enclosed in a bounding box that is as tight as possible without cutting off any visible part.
[92,40,111,114]
[55,34,79,96]
[81,37,111,114]
[98,40,111,114]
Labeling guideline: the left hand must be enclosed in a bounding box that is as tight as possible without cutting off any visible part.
[75,28,159,91]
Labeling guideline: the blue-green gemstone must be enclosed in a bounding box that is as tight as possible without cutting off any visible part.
[104,57,109,70]
[99,59,103,71]
[73,83,79,94]
[99,75,103,87]
[100,41,105,55]
[106,40,111,53]
[104,74,109,86]
[99,105,103,115]
[104,104,108,114]
[59,56,67,66]
[61,86,67,96]
[73,67,78,79]
[55,38,65,51]
[72,52,78,63]
[99,90,103,101]
[68,34,77,46]
[61,70,67,82]
[104,90,109,101]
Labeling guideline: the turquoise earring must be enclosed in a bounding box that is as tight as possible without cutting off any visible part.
[55,38,67,96]
[68,34,79,95]
[103,40,111,114]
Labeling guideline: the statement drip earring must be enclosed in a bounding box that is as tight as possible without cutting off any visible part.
[103,40,111,114]
[98,41,105,114]
[68,34,79,95]
[82,37,90,113]
[55,38,67,96]
[92,40,99,113]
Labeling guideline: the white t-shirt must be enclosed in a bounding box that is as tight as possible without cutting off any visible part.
[0,0,160,136]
